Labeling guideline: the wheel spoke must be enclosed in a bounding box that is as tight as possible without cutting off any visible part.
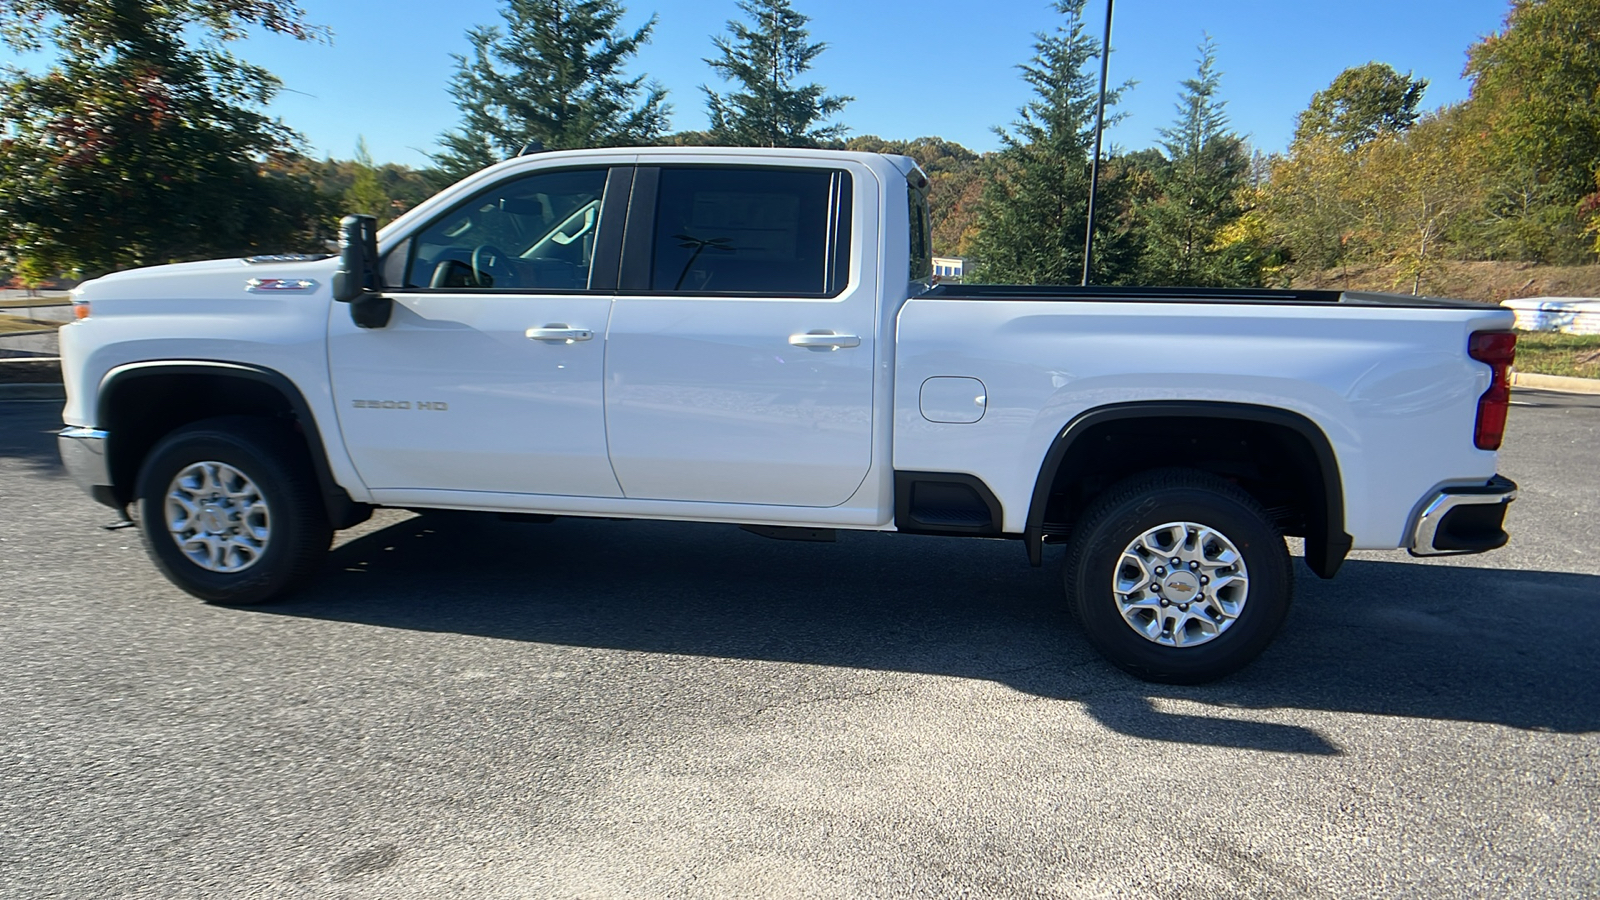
[1173,611,1221,646]
[1115,552,1153,594]
[166,492,199,530]
[204,535,224,570]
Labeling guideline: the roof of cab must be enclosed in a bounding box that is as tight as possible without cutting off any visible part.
[381,145,918,243]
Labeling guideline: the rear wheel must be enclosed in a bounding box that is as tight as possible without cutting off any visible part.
[1064,469,1291,683]
[135,417,331,605]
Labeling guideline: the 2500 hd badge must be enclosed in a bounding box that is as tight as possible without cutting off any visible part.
[351,399,448,411]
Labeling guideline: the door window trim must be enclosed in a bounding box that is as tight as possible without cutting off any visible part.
[380,165,632,295]
[617,164,855,299]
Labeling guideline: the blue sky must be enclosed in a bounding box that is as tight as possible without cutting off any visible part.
[2,0,1514,168]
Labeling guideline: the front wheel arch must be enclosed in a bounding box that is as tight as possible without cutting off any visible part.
[97,362,369,529]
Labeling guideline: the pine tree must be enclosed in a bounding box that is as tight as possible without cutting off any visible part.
[343,137,394,224]
[433,0,670,182]
[1137,37,1260,287]
[966,0,1133,285]
[702,0,851,147]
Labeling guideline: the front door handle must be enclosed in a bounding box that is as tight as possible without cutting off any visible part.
[789,331,861,351]
[526,325,594,343]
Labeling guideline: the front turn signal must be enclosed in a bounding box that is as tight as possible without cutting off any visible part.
[72,301,90,320]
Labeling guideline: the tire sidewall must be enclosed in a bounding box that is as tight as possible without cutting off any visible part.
[1069,484,1291,683]
[135,423,317,605]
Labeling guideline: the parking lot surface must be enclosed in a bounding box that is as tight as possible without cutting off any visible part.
[2,391,1597,898]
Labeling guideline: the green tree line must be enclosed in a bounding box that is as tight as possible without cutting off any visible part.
[2,0,1597,295]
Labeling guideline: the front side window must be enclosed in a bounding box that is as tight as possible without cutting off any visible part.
[405,168,608,291]
[649,167,850,295]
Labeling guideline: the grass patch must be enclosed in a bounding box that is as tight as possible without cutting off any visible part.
[1514,331,1600,379]
[0,313,60,335]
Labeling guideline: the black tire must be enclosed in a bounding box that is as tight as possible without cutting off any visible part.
[1063,468,1292,684]
[135,416,332,605]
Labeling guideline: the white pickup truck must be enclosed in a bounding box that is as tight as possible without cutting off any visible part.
[57,147,1520,682]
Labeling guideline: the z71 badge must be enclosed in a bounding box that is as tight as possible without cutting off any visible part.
[352,400,448,411]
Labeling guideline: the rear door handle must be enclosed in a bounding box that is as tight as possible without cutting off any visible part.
[526,325,594,343]
[789,331,861,351]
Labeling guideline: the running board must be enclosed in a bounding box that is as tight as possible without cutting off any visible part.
[740,524,837,542]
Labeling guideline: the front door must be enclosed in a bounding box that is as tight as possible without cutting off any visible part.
[329,165,627,498]
[603,164,877,507]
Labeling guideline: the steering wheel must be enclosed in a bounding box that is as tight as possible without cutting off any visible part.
[469,244,517,288]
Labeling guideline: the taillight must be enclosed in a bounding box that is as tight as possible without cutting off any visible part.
[1469,331,1517,451]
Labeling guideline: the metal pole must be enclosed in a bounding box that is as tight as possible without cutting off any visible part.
[1082,0,1114,286]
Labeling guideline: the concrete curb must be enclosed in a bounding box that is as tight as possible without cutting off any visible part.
[0,383,64,400]
[1512,371,1600,395]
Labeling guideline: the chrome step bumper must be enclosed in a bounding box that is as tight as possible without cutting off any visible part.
[1409,475,1518,556]
[58,426,118,508]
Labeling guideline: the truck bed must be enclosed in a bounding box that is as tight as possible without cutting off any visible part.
[920,284,1496,310]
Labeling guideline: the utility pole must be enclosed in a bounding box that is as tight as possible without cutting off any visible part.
[1082,0,1114,286]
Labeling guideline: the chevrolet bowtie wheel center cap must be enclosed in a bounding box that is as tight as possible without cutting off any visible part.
[1163,571,1200,597]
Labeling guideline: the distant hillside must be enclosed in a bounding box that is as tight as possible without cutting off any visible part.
[1292,261,1600,304]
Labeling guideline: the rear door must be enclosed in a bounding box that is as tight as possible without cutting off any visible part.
[602,162,877,506]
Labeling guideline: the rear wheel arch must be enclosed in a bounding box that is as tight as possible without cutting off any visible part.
[96,362,369,529]
[1025,401,1351,578]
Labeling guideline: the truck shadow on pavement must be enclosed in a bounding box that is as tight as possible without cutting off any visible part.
[267,512,1600,756]
[0,400,65,477]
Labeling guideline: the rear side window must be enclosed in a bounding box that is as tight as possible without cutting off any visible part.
[908,180,932,282]
[649,167,851,295]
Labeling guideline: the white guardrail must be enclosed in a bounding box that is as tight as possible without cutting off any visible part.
[1500,297,1600,334]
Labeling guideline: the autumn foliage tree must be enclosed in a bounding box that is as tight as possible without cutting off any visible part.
[1358,106,1480,293]
[0,0,330,276]
[1255,0,1600,288]
[1294,62,1428,151]
[846,135,983,256]
[1460,0,1600,261]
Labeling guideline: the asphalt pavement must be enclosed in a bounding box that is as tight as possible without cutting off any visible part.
[1,392,1596,898]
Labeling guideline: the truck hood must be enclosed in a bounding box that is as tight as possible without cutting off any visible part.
[74,256,339,303]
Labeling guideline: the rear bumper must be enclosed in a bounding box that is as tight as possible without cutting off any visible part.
[58,426,118,509]
[1409,475,1518,556]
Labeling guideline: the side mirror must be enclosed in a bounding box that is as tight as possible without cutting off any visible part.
[331,214,391,329]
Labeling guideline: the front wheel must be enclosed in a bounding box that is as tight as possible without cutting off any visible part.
[1063,469,1292,684]
[135,416,332,605]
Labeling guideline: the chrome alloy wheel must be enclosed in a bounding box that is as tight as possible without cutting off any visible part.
[1112,521,1249,648]
[164,461,271,573]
